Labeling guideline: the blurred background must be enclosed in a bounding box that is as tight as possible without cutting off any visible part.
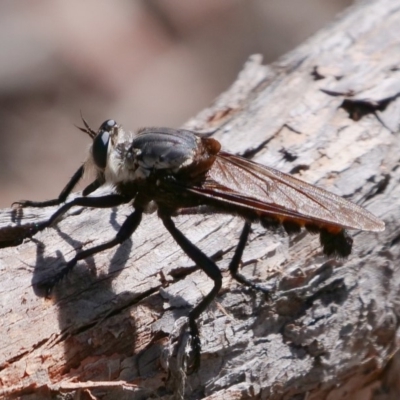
[0,0,352,207]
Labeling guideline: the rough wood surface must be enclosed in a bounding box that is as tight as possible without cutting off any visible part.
[1,0,400,398]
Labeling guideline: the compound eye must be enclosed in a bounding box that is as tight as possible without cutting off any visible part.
[92,120,116,169]
[100,119,117,132]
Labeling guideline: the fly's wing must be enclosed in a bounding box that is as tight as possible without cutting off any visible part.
[185,151,385,232]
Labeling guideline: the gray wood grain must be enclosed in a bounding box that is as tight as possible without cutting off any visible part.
[1,0,400,398]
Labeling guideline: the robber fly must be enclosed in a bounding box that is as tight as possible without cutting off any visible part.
[13,119,385,371]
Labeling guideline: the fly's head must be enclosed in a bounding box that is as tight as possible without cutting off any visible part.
[83,119,135,184]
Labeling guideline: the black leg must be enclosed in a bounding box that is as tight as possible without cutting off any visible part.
[160,212,222,372]
[26,194,130,237]
[42,209,143,294]
[13,166,86,208]
[228,222,270,294]
[82,178,102,196]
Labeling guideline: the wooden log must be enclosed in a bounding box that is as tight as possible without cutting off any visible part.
[1,0,400,398]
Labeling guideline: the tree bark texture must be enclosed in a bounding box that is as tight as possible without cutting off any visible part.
[1,0,400,399]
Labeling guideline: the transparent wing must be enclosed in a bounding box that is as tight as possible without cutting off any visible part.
[185,151,384,232]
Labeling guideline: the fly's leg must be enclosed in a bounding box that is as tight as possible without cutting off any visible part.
[82,178,102,196]
[12,165,103,209]
[160,212,222,372]
[22,194,130,238]
[13,166,84,208]
[42,209,143,295]
[175,209,271,293]
[228,221,271,295]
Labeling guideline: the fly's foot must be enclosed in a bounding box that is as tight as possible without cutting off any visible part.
[161,316,202,376]
[10,201,28,225]
[187,317,201,373]
[11,199,51,239]
[11,200,42,210]
[232,271,274,297]
[12,200,27,209]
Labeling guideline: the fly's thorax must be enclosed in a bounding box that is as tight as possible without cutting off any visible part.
[127,130,199,178]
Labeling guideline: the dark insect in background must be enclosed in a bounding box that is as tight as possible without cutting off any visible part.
[13,119,385,371]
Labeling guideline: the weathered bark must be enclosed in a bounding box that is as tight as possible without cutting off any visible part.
[1,0,400,399]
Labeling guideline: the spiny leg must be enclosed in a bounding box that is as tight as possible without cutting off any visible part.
[24,194,130,238]
[82,178,102,196]
[229,221,271,294]
[160,212,222,372]
[13,166,85,208]
[13,163,104,209]
[42,208,143,294]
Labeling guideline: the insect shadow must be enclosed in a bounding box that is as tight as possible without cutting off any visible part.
[28,208,171,381]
